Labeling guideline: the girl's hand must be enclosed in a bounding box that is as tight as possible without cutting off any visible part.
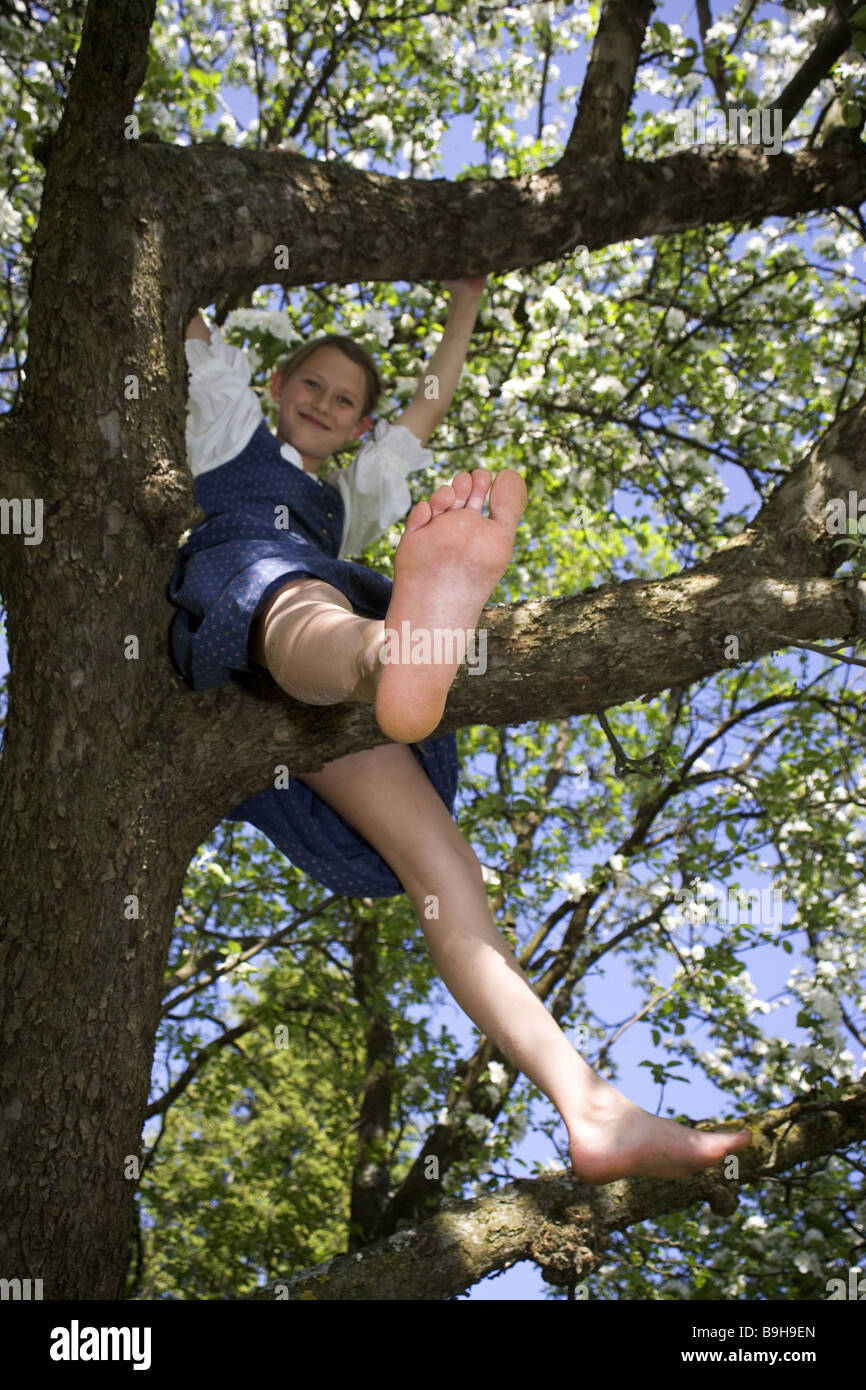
[443,275,487,298]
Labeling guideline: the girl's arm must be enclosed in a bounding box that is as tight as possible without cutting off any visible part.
[395,276,486,447]
[186,311,212,342]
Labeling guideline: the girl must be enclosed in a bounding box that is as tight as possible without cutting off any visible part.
[168,277,751,1183]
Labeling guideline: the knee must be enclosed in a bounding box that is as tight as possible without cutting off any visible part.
[455,838,485,885]
[251,577,353,667]
[401,831,485,903]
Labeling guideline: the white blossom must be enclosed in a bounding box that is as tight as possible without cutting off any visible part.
[361,306,394,346]
[563,871,586,899]
[366,113,393,143]
[542,285,571,315]
[541,1157,567,1174]
[591,374,627,398]
[465,1112,493,1139]
[0,192,22,242]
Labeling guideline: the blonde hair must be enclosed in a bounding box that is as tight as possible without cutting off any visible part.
[276,334,382,419]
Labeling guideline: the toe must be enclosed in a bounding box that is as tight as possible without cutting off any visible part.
[450,472,473,509]
[405,497,433,532]
[428,483,456,517]
[488,468,528,528]
[466,468,492,512]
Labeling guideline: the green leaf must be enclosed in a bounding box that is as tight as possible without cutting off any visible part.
[842,100,862,127]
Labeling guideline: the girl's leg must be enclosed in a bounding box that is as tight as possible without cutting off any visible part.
[250,576,383,705]
[295,743,752,1185]
[250,466,529,744]
[248,470,490,711]
[251,470,751,1179]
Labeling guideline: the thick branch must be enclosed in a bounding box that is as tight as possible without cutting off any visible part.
[165,569,866,844]
[125,137,866,313]
[242,1080,866,1299]
[50,0,157,164]
[563,0,654,160]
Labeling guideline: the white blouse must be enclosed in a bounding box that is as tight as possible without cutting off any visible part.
[184,324,434,561]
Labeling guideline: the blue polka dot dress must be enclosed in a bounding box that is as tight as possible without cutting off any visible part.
[167,419,460,898]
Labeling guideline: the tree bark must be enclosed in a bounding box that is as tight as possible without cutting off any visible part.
[242,1082,866,1300]
[1,0,864,1298]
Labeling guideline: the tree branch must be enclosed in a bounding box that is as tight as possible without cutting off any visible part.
[122,136,866,314]
[696,0,732,113]
[145,1018,259,1119]
[773,1,859,135]
[348,915,397,1248]
[562,0,655,161]
[51,0,157,163]
[242,1079,866,1299]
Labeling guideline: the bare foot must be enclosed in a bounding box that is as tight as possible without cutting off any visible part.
[368,467,528,743]
[567,1087,752,1185]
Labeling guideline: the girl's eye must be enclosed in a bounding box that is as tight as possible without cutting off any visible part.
[301,379,353,407]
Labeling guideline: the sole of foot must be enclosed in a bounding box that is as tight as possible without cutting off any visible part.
[372,466,528,744]
[568,1097,752,1185]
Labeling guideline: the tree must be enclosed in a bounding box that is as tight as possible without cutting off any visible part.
[1,0,864,1301]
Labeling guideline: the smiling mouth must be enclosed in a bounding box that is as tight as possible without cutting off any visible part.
[300,413,329,429]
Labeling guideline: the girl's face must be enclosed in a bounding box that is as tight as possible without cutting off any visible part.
[270,346,372,470]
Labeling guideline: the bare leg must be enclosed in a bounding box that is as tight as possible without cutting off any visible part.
[250,476,751,1180]
[249,468,529,739]
[295,743,752,1185]
[249,576,383,705]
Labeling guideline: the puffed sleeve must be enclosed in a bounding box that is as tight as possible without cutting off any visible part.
[185,322,265,477]
[332,419,434,560]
